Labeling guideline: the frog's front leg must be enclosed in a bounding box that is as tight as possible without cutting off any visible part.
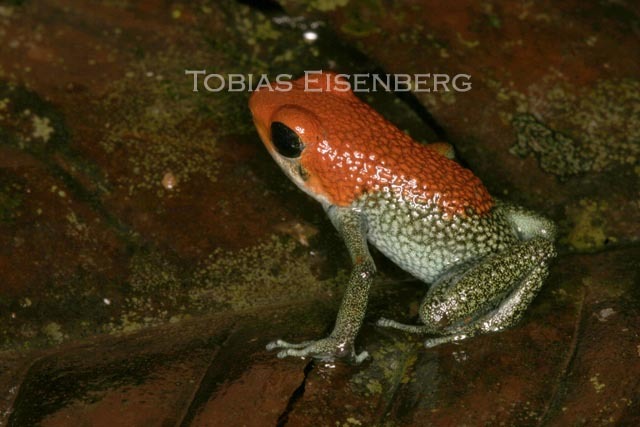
[266,205,375,364]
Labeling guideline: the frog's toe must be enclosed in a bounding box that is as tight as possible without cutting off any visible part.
[266,339,314,351]
[355,350,370,363]
[376,317,396,328]
[275,348,307,359]
[377,317,432,334]
[274,346,339,361]
[271,343,332,361]
[424,333,468,348]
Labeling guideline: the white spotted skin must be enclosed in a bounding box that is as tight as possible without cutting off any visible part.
[267,186,555,363]
[265,177,557,361]
[355,191,519,284]
[366,190,558,346]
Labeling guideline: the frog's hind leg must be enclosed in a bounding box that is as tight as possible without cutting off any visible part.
[425,205,559,345]
[376,261,474,334]
[423,251,552,348]
[378,237,556,348]
[422,236,556,347]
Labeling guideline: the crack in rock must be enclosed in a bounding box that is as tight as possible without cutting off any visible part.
[276,361,315,427]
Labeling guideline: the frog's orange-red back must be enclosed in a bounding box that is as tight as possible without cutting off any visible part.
[249,72,493,218]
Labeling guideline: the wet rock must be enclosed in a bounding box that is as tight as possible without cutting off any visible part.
[1,1,639,425]
[5,316,231,426]
[0,0,433,352]
[279,249,640,426]
[3,228,639,425]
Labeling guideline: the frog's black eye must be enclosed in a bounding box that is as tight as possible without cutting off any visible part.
[271,121,304,158]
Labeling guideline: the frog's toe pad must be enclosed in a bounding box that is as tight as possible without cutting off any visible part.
[353,350,369,364]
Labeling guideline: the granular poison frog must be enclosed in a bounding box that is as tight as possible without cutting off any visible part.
[249,72,556,363]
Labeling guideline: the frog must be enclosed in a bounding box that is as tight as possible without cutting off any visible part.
[249,72,556,364]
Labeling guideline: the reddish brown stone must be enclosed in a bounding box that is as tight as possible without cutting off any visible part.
[0,1,638,425]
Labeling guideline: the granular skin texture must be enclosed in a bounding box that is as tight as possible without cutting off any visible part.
[250,75,494,217]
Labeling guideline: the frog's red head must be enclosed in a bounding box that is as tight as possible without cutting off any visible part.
[249,71,493,216]
[249,72,363,206]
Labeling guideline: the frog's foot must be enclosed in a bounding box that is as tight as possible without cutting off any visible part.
[377,318,468,348]
[266,337,369,364]
[376,317,433,334]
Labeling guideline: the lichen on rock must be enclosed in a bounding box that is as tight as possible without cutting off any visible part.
[510,79,639,178]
